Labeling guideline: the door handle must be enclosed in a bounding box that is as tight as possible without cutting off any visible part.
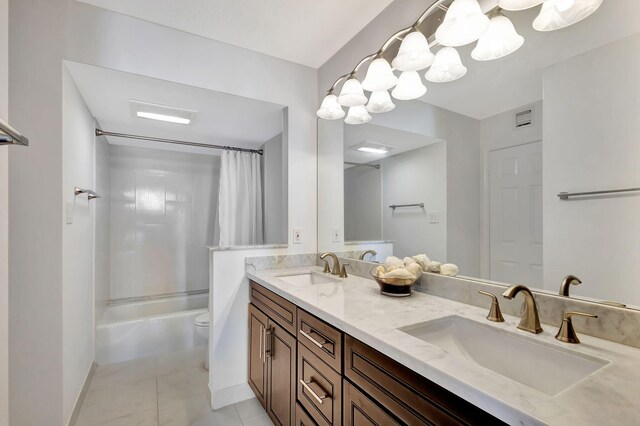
[299,379,328,405]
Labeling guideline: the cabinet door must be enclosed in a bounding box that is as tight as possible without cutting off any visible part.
[248,303,269,407]
[344,380,400,426]
[267,320,297,426]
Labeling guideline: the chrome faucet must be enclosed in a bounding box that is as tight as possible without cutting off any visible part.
[359,249,377,261]
[559,274,582,297]
[320,252,341,276]
[502,285,543,334]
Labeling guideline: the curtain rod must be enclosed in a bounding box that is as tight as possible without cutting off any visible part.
[95,129,264,155]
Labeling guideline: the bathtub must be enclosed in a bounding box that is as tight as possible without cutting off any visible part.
[96,292,209,365]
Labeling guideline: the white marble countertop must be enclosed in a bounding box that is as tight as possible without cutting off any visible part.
[247,266,640,426]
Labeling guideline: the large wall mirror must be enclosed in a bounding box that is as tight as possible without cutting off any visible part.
[318,0,640,308]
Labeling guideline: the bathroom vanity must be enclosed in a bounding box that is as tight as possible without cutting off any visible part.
[246,265,640,426]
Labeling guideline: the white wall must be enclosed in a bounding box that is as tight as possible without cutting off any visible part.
[62,66,97,425]
[344,165,382,241]
[0,0,9,423]
[381,143,447,260]
[543,34,640,304]
[262,132,286,244]
[110,145,219,299]
[9,0,317,421]
[479,101,543,278]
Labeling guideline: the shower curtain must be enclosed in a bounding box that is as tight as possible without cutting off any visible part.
[217,150,264,246]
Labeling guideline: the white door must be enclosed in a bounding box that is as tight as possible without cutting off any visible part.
[489,141,543,287]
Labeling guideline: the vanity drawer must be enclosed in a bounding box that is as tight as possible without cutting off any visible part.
[297,308,343,373]
[343,380,401,426]
[295,402,319,426]
[297,342,342,426]
[250,281,297,336]
[344,335,505,426]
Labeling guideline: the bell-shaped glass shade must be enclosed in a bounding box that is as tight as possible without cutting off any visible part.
[471,15,524,61]
[344,105,372,125]
[498,0,543,11]
[391,31,435,72]
[435,0,490,47]
[316,94,345,120]
[366,90,396,113]
[392,71,427,100]
[425,47,467,83]
[361,58,398,92]
[337,78,367,107]
[533,0,603,32]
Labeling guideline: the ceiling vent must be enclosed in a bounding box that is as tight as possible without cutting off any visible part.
[515,108,534,129]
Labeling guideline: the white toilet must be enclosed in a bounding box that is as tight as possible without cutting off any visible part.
[194,312,210,370]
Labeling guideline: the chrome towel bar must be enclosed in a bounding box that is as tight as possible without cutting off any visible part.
[389,203,424,209]
[0,118,29,146]
[74,187,100,200]
[557,187,640,200]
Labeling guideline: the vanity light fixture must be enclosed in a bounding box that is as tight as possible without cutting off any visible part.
[366,90,396,113]
[361,57,398,92]
[533,0,603,32]
[318,0,604,122]
[498,0,543,11]
[471,14,524,61]
[392,71,427,100]
[316,93,346,120]
[435,0,490,47]
[337,77,368,107]
[344,105,372,125]
[425,47,468,83]
[392,30,435,71]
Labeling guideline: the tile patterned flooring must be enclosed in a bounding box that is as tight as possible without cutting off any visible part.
[76,346,272,426]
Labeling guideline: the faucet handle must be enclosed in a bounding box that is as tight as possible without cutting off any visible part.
[555,311,598,344]
[478,291,505,322]
[339,263,349,278]
[322,259,331,274]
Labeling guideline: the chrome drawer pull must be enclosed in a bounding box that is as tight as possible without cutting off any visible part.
[299,379,328,405]
[300,329,328,349]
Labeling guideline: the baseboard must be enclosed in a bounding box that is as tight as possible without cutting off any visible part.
[68,361,97,426]
[210,382,254,410]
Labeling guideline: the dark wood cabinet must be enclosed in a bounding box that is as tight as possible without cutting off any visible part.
[248,303,268,407]
[267,320,297,426]
[343,380,401,426]
[249,281,504,426]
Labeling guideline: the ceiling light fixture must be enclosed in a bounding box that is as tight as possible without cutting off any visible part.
[435,0,490,47]
[316,93,345,120]
[498,0,544,11]
[318,0,604,122]
[357,146,388,154]
[425,47,467,83]
[533,0,603,32]
[136,111,191,124]
[472,14,524,61]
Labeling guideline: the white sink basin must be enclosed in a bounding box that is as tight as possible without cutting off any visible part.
[276,272,340,287]
[399,316,609,396]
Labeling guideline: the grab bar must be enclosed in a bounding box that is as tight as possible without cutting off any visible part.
[0,118,29,146]
[389,203,424,210]
[74,187,100,200]
[557,187,640,200]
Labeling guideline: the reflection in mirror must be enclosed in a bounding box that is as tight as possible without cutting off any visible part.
[318,0,640,308]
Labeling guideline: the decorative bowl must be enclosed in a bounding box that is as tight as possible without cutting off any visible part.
[370,267,420,297]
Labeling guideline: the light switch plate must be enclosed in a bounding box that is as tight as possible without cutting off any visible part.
[66,202,74,224]
[293,228,303,244]
[428,211,440,224]
[332,227,340,243]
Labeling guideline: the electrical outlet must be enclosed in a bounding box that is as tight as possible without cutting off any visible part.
[332,227,340,243]
[428,211,440,224]
[293,228,303,244]
[66,202,74,225]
